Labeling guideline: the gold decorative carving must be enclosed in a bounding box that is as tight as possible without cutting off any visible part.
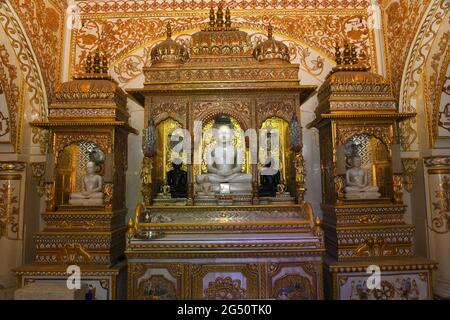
[140,157,153,206]
[104,183,113,210]
[272,274,313,300]
[152,101,186,126]
[0,180,20,239]
[204,277,246,300]
[193,101,251,130]
[337,125,393,148]
[0,1,47,137]
[55,133,112,156]
[402,158,419,193]
[257,99,295,125]
[9,0,64,99]
[295,152,306,203]
[34,129,50,154]
[138,275,177,300]
[393,174,404,204]
[0,43,19,147]
[0,162,25,172]
[57,243,92,264]
[45,182,55,212]
[30,162,46,197]
[355,237,396,257]
[335,175,345,201]
[431,176,450,234]
[397,0,447,150]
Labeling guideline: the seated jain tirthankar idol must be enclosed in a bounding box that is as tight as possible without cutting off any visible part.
[196,116,252,194]
[259,158,281,197]
[69,161,104,206]
[345,156,381,200]
[167,159,188,198]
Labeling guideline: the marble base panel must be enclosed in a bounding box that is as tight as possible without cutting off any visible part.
[15,282,88,300]
[14,263,127,300]
[324,257,437,300]
[127,257,323,300]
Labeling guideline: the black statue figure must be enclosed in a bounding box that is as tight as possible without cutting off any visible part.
[167,159,187,198]
[259,158,281,197]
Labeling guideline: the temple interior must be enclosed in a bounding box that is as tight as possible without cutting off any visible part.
[0,0,449,300]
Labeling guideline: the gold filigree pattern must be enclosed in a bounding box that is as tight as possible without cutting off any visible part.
[204,277,246,300]
[10,0,65,99]
[402,158,419,193]
[383,0,432,97]
[0,180,20,239]
[431,175,450,234]
[72,10,376,77]
[355,237,397,257]
[57,243,92,264]
[30,162,46,197]
[0,44,19,147]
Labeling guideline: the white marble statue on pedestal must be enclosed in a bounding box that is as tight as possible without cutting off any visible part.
[69,161,104,206]
[196,116,252,194]
[345,156,381,200]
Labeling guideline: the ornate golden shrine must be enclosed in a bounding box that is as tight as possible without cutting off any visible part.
[126,8,324,300]
[14,51,137,300]
[308,43,438,300]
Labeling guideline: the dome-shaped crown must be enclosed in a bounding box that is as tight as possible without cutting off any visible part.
[151,23,188,67]
[253,25,290,64]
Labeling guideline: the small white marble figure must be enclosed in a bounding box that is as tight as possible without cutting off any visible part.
[197,175,214,196]
[69,161,104,206]
[196,117,252,194]
[345,156,381,200]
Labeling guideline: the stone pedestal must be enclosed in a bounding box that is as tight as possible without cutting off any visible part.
[15,263,126,300]
[15,282,88,300]
[324,257,436,300]
[127,204,324,300]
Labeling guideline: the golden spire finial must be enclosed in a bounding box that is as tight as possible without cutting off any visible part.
[335,43,342,65]
[268,24,273,39]
[225,7,231,28]
[85,51,93,74]
[93,48,101,73]
[343,41,352,65]
[101,53,108,74]
[209,7,215,27]
[166,23,172,38]
[351,45,358,65]
[216,5,224,28]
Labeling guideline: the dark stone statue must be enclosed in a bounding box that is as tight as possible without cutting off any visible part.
[259,159,281,197]
[167,160,187,198]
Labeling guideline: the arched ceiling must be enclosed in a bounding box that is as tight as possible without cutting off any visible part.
[3,0,446,105]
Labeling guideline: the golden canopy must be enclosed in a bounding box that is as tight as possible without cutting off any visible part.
[151,23,188,67]
[253,24,290,64]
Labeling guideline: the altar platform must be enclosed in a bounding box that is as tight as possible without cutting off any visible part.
[126,203,324,300]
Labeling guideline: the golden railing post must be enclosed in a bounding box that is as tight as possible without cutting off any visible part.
[295,152,306,204]
[140,156,153,206]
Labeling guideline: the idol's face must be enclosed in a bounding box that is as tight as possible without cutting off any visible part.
[86,162,96,174]
[217,125,232,144]
[353,157,362,168]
